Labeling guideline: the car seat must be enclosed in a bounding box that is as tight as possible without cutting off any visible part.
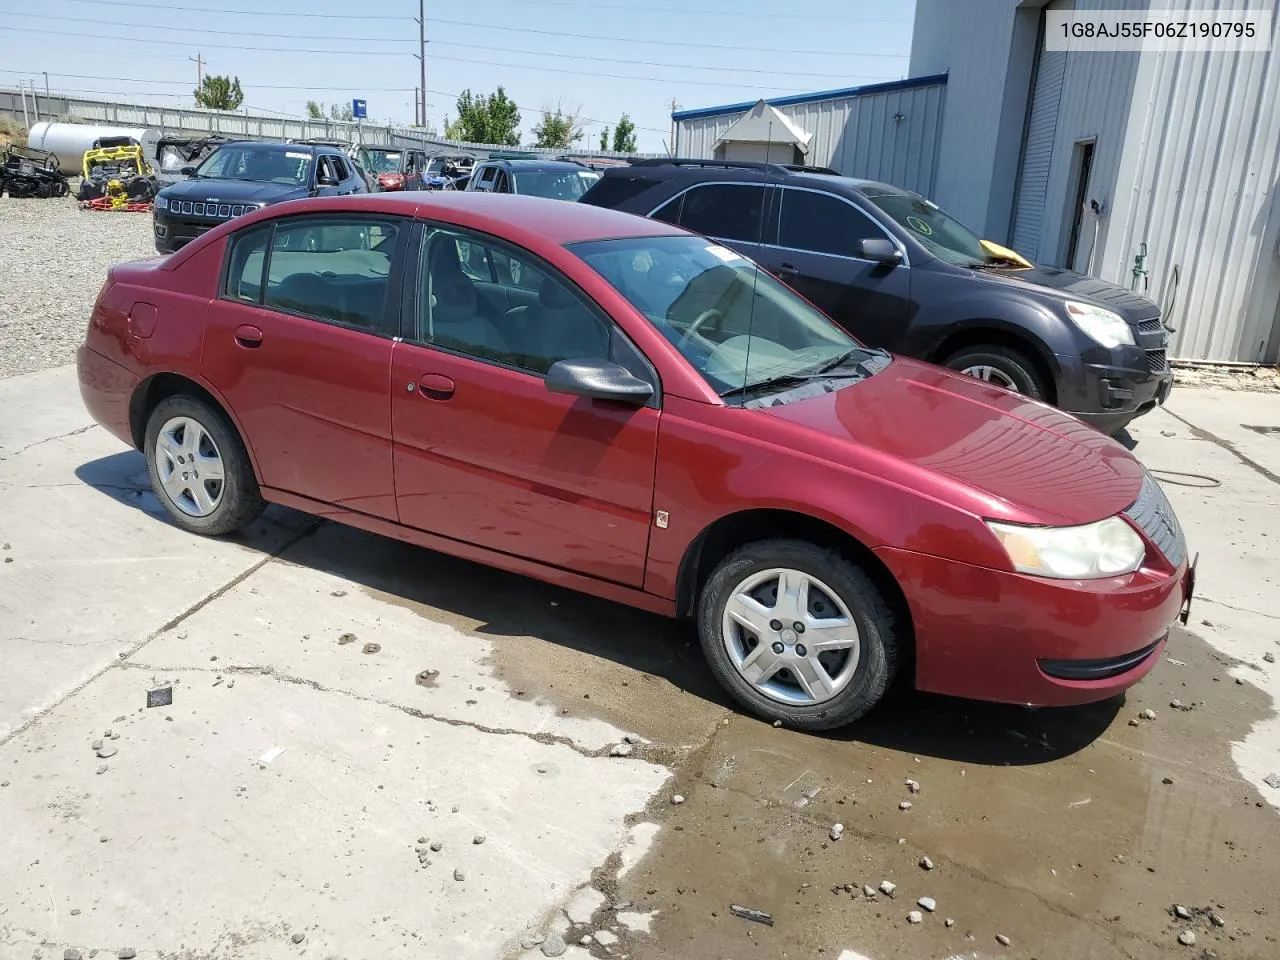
[425,238,509,355]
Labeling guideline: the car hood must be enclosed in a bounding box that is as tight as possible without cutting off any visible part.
[759,357,1144,527]
[972,263,1160,322]
[158,179,310,204]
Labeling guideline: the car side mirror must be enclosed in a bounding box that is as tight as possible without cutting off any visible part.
[180,165,196,176]
[546,358,653,405]
[316,173,339,187]
[853,237,903,265]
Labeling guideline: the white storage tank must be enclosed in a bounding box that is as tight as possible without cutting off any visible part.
[27,121,161,173]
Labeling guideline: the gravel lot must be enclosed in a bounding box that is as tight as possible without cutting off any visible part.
[0,196,154,380]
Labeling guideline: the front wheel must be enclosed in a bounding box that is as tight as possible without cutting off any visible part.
[696,540,900,730]
[943,345,1046,398]
[144,395,265,536]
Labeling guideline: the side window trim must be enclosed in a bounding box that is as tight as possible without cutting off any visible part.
[766,186,911,266]
[218,213,410,339]
[408,219,661,406]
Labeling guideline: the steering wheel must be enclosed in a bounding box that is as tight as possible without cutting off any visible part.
[678,308,723,349]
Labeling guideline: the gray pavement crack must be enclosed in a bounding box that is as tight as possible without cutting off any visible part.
[0,516,324,749]
[0,424,96,461]
[117,659,607,758]
[1164,408,1280,486]
[1198,594,1280,622]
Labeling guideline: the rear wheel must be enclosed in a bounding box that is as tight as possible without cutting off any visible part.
[144,395,265,536]
[943,345,1046,398]
[696,539,899,730]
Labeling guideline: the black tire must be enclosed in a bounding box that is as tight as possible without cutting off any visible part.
[144,394,265,536]
[943,344,1046,399]
[696,539,899,731]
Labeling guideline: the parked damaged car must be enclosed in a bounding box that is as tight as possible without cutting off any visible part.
[423,152,478,190]
[582,159,1174,435]
[356,144,428,192]
[77,137,157,203]
[0,144,69,198]
[77,193,1194,731]
[466,158,601,200]
[152,140,367,254]
[153,135,231,186]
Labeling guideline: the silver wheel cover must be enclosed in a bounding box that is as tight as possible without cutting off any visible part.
[154,416,226,518]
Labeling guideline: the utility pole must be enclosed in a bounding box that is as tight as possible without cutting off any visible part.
[669,99,680,157]
[190,52,205,95]
[42,71,49,98]
[415,0,427,128]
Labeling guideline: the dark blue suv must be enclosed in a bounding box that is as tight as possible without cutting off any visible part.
[581,158,1173,435]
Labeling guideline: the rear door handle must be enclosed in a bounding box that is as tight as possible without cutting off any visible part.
[776,262,799,277]
[412,373,456,400]
[234,324,263,348]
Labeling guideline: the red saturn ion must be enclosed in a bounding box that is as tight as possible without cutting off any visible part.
[77,193,1195,730]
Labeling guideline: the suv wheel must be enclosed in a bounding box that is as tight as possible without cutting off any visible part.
[696,540,899,730]
[944,345,1047,398]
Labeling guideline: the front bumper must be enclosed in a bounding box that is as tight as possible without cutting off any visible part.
[876,546,1191,707]
[1057,353,1173,434]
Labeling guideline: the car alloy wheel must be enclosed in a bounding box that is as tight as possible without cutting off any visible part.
[720,567,862,706]
[960,364,1019,391]
[154,415,226,517]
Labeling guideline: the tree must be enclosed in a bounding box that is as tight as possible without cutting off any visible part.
[612,114,637,153]
[443,87,521,145]
[599,126,610,151]
[194,75,244,111]
[305,100,324,119]
[532,103,584,149]
[329,102,354,122]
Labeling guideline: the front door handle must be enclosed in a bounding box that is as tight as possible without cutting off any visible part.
[413,373,456,400]
[776,262,799,277]
[234,324,263,348]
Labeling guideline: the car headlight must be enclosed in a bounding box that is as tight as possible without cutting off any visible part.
[154,196,168,210]
[1064,301,1134,348]
[986,516,1146,579]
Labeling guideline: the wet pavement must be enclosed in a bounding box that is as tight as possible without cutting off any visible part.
[2,366,1278,959]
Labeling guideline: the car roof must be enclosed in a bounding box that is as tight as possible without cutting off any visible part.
[483,159,590,171]
[219,140,334,155]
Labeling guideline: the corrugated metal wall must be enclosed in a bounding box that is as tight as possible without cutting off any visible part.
[1102,0,1280,362]
[674,82,947,196]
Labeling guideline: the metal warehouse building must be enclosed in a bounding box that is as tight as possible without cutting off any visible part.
[673,0,1280,364]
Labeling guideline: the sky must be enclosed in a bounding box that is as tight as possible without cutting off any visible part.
[0,0,916,153]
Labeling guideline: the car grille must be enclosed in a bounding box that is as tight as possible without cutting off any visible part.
[173,200,251,218]
[1138,318,1164,336]
[1146,349,1168,372]
[1124,473,1187,567]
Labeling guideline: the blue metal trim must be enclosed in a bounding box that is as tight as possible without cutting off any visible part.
[670,73,949,122]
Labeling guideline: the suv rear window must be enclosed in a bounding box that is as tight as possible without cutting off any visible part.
[671,183,768,244]
[580,175,662,208]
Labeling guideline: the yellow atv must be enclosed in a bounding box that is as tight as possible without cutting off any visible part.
[77,137,158,207]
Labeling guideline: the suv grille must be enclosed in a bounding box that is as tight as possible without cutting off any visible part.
[1124,473,1186,567]
[1138,318,1164,336]
[173,201,251,219]
[1146,349,1168,372]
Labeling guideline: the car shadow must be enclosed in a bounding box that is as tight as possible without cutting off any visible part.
[76,449,1120,767]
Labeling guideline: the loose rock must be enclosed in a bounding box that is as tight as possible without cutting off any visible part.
[671,794,685,805]
[729,904,774,926]
[1265,652,1276,664]
[579,935,593,945]
[1264,772,1280,790]
[540,933,567,957]
[1210,912,1225,927]
[879,880,897,897]
[96,744,117,759]
[520,936,546,949]
[90,739,103,751]
[907,910,923,924]
[1170,699,1183,709]
[362,643,381,655]
[1173,904,1192,920]
[291,932,306,944]
[945,918,955,928]
[338,632,357,644]
[1141,708,1156,720]
[117,951,137,960]
[863,885,877,898]
[609,743,633,757]
[920,856,934,870]
[453,868,465,881]
[472,834,485,845]
[829,823,844,841]
[906,778,921,793]
[96,764,107,775]
[773,720,782,727]
[65,950,83,960]
[918,896,936,912]
[899,801,913,811]
[996,934,1011,946]
[1178,930,1196,946]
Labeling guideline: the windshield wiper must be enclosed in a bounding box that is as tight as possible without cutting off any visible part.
[720,353,881,402]
[807,347,882,376]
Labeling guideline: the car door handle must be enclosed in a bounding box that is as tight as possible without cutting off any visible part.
[413,373,456,400]
[234,324,263,348]
[776,262,799,277]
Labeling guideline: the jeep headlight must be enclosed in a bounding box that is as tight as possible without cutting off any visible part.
[986,516,1145,579]
[1065,301,1134,349]
[154,196,168,210]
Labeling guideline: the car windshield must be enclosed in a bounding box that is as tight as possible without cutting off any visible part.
[513,169,599,200]
[569,235,889,401]
[866,189,996,267]
[195,146,311,185]
[363,150,402,174]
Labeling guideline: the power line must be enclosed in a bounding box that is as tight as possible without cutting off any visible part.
[58,0,411,19]
[9,11,413,44]
[5,27,412,56]
[424,17,912,57]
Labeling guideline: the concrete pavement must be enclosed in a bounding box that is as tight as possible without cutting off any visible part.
[2,364,1278,960]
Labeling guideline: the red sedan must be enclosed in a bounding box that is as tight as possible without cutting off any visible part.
[77,193,1194,730]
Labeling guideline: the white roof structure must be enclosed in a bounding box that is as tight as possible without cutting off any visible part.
[712,100,813,155]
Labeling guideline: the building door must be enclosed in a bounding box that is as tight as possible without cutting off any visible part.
[1010,0,1069,262]
[1062,139,1096,271]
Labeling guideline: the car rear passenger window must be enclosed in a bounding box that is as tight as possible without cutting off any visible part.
[224,224,272,303]
[778,189,885,259]
[417,227,611,376]
[261,217,400,333]
[677,184,767,243]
